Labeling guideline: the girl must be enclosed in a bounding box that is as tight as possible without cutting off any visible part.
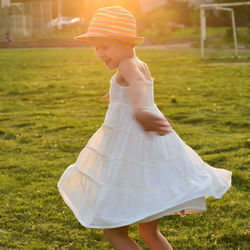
[57,6,232,250]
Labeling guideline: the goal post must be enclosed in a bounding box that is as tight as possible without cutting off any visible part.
[200,1,250,59]
[1,0,53,36]
[1,0,11,8]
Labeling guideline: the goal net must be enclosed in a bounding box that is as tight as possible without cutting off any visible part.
[200,2,250,59]
[0,0,53,38]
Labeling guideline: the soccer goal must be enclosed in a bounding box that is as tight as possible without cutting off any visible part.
[200,2,250,59]
[0,0,53,37]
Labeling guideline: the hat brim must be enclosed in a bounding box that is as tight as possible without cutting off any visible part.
[74,34,144,46]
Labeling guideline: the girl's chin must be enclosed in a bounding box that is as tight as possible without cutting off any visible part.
[104,60,118,70]
[106,64,117,70]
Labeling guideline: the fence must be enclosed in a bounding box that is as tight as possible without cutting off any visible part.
[0,0,52,37]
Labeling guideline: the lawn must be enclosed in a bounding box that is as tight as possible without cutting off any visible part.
[0,48,249,249]
[10,26,250,50]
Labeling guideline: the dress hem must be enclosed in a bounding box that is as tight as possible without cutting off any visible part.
[57,178,231,229]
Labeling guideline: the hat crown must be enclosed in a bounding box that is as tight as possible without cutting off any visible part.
[88,6,137,38]
[74,6,144,45]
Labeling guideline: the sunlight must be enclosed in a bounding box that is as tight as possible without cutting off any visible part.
[83,0,140,18]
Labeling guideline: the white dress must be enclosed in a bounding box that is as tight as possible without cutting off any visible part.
[57,73,232,229]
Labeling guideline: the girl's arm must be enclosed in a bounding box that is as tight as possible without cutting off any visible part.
[119,59,172,135]
[119,58,150,112]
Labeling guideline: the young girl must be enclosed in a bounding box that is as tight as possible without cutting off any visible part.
[58,6,232,249]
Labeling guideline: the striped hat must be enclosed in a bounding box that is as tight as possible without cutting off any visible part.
[74,6,144,45]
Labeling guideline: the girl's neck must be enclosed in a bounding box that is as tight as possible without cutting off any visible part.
[125,48,136,60]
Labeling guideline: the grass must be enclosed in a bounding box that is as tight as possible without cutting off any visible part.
[141,27,250,48]
[8,26,250,49]
[191,27,250,50]
[0,48,249,249]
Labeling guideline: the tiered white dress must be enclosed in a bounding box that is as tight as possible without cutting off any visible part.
[57,73,232,229]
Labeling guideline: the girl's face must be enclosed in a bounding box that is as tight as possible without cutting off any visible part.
[90,38,134,70]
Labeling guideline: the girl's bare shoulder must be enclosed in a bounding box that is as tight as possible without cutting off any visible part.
[136,59,153,81]
[118,57,153,82]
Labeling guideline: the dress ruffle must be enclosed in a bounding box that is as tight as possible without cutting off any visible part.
[57,74,232,228]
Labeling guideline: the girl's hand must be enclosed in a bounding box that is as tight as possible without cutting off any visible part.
[102,92,110,105]
[134,109,172,136]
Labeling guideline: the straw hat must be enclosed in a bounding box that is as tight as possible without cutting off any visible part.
[74,6,144,45]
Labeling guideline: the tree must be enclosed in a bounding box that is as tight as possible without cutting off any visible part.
[150,8,179,35]
[211,0,250,26]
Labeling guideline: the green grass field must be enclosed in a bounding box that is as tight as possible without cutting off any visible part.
[11,27,250,50]
[0,48,249,249]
